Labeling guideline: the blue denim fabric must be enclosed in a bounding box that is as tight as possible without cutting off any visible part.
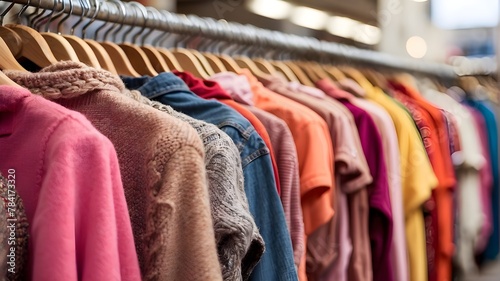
[122,73,298,281]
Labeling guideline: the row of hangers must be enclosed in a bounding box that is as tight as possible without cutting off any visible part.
[0,0,497,101]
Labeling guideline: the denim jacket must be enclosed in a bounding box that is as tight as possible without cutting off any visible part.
[122,73,298,281]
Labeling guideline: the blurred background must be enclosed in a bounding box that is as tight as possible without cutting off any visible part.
[129,0,499,76]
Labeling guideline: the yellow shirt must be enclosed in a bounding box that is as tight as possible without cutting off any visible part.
[344,69,438,281]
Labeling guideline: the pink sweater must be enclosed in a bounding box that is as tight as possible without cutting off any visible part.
[5,62,223,281]
[0,86,141,280]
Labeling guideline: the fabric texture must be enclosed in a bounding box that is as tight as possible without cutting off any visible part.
[121,72,298,281]
[467,106,494,253]
[338,80,409,281]
[465,98,500,261]
[344,70,437,281]
[392,82,456,281]
[211,71,304,267]
[6,64,222,281]
[241,70,335,281]
[0,173,29,281]
[123,89,265,280]
[422,89,485,274]
[320,80,394,281]
[195,72,281,194]
[261,74,374,281]
[0,85,142,281]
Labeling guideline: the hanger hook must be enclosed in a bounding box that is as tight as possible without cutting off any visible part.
[24,0,42,27]
[120,2,138,43]
[57,0,73,34]
[127,2,148,44]
[45,0,66,33]
[0,1,15,26]
[152,10,173,47]
[70,0,90,35]
[30,0,48,28]
[107,0,127,43]
[39,0,61,32]
[81,0,100,39]
[141,6,159,45]
[94,0,114,41]
[15,0,31,25]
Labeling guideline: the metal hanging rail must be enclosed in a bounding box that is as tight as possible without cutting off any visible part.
[0,0,459,79]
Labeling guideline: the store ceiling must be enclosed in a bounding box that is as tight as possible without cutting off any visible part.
[177,0,378,25]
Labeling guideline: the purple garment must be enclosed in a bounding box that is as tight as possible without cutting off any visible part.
[467,106,494,253]
[343,100,394,281]
[324,86,394,281]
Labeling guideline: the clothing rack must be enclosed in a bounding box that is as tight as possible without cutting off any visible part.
[1,0,460,79]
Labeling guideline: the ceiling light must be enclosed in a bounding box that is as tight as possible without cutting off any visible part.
[246,0,293,20]
[406,36,427,58]
[326,16,358,38]
[290,6,329,30]
[352,24,381,45]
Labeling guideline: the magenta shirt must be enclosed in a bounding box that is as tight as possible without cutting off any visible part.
[467,106,494,252]
[317,80,394,281]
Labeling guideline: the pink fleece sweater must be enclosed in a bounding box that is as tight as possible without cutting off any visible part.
[0,86,141,280]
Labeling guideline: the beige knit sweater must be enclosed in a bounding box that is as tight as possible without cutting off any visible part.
[5,62,223,281]
[124,90,265,281]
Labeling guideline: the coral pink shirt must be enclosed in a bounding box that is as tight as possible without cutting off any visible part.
[0,86,140,281]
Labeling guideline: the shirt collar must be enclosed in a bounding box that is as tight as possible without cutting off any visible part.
[210,72,254,106]
[121,72,192,100]
[173,71,232,100]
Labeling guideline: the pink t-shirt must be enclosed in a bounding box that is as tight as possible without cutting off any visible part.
[0,86,140,281]
[338,79,409,281]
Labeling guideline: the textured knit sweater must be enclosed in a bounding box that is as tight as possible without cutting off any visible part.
[123,90,265,281]
[0,173,29,281]
[5,62,223,281]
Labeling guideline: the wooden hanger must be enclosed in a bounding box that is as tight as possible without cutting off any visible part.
[202,53,227,73]
[40,33,80,62]
[100,41,141,77]
[0,37,26,71]
[296,61,321,83]
[188,49,216,76]
[156,48,184,71]
[362,68,387,89]
[270,61,299,82]
[216,54,243,73]
[282,61,315,86]
[171,48,210,79]
[62,35,101,68]
[0,26,23,58]
[6,24,58,67]
[141,45,170,72]
[253,58,276,75]
[340,66,376,95]
[307,61,333,83]
[119,43,158,76]
[234,56,269,78]
[323,65,347,82]
[84,39,118,74]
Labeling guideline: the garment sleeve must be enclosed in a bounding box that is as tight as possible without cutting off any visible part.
[33,117,141,281]
[143,137,223,281]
